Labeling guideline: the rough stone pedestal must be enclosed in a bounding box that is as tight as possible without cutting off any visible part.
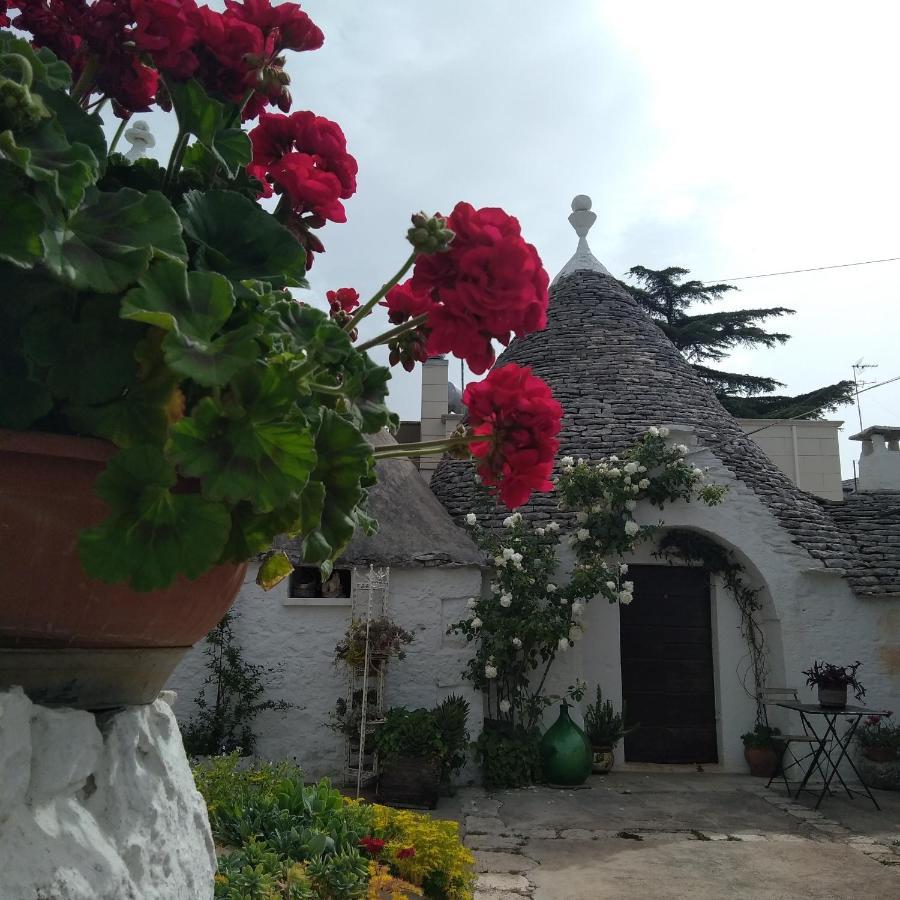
[0,687,216,900]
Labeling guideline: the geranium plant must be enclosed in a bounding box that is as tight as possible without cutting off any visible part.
[334,617,414,667]
[803,660,866,701]
[0,1,560,592]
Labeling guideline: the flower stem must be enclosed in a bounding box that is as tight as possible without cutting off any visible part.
[108,114,130,156]
[309,382,344,396]
[345,251,417,333]
[372,433,490,460]
[70,57,99,105]
[163,129,190,192]
[355,313,428,352]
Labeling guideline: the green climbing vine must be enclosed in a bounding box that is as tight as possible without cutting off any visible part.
[656,529,768,724]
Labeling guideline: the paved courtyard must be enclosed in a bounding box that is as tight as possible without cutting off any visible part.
[437,771,900,899]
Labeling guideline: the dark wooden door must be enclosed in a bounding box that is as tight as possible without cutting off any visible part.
[620,565,717,763]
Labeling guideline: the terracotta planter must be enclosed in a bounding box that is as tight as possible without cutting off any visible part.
[0,431,247,708]
[744,745,780,777]
[379,753,441,809]
[591,746,614,775]
[817,684,848,708]
[863,745,898,763]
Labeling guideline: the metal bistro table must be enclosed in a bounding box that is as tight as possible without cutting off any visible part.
[776,701,890,810]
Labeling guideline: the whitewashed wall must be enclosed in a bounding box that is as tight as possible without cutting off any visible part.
[544,436,900,773]
[167,562,483,780]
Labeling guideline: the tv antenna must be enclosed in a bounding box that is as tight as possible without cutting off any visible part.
[851,360,879,431]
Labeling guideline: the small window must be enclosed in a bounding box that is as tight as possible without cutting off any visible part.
[288,565,351,600]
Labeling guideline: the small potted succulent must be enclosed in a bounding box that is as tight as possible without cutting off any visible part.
[583,686,635,774]
[741,724,784,777]
[374,696,470,809]
[803,660,866,708]
[856,713,899,763]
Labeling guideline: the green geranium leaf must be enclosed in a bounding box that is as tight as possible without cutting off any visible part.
[168,78,226,148]
[300,410,373,565]
[169,386,317,512]
[122,259,258,386]
[99,154,166,193]
[220,502,303,562]
[256,550,293,590]
[41,187,187,293]
[180,189,308,289]
[212,128,252,176]
[0,117,98,209]
[0,172,44,266]
[32,84,106,171]
[79,447,231,591]
[342,353,397,433]
[0,34,71,91]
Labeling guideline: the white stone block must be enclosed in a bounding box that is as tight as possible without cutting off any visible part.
[0,687,33,817]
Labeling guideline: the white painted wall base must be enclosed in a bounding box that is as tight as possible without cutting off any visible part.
[0,688,215,900]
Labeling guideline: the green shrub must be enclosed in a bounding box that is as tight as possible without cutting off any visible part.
[472,726,541,789]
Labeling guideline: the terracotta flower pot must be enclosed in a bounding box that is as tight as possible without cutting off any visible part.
[744,745,780,777]
[817,684,848,708]
[863,746,898,763]
[591,746,614,775]
[0,430,247,708]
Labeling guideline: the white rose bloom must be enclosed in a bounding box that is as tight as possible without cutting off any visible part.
[608,467,621,478]
[619,591,633,605]
[569,625,583,642]
[471,617,483,628]
[572,601,584,618]
[494,556,507,567]
[624,462,639,475]
[535,527,545,536]
[609,455,619,463]
[625,499,637,511]
[499,699,511,713]
[557,637,570,652]
[490,581,499,592]
[500,593,513,608]
[577,457,584,465]
[512,551,523,564]
[575,511,588,524]
[648,426,659,437]
[577,528,590,541]
[485,664,498,679]
[630,484,640,494]
[466,597,477,609]
[638,465,647,473]
[502,516,513,528]
[560,456,575,467]
[559,597,569,606]
[591,502,604,513]
[623,475,632,485]
[547,583,557,593]
[502,547,515,560]
[692,467,704,478]
[659,427,670,437]
[547,521,560,532]
[638,478,650,489]
[624,521,640,536]
[605,580,616,590]
[466,513,477,525]
[619,563,629,574]
[512,636,522,648]
[563,465,574,474]
[676,444,689,455]
[623,581,634,593]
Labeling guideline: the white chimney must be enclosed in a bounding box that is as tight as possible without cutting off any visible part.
[850,426,900,492]
[419,356,450,483]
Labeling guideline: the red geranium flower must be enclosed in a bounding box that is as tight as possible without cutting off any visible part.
[380,280,433,371]
[358,836,386,856]
[265,152,346,222]
[131,0,201,80]
[410,202,549,374]
[464,364,562,509]
[396,847,416,860]
[224,0,323,53]
[326,288,360,315]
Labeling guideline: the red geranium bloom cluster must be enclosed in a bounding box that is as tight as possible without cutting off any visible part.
[326,287,359,337]
[463,363,562,509]
[381,280,432,371]
[386,202,549,375]
[396,847,416,860]
[358,836,385,857]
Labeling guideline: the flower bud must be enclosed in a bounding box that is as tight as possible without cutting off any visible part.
[406,211,455,253]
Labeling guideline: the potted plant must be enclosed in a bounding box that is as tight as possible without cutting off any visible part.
[0,4,562,709]
[856,713,899,763]
[374,698,469,808]
[803,660,866,708]
[583,686,635,774]
[335,618,414,668]
[741,724,784,777]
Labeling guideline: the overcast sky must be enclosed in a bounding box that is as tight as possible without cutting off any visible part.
[119,1,900,477]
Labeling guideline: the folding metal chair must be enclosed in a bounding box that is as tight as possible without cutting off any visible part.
[759,687,824,793]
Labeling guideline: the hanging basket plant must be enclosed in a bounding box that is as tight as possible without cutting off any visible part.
[335,618,414,668]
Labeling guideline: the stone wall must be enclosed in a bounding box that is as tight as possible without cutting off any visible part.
[0,689,215,900]
[167,562,483,779]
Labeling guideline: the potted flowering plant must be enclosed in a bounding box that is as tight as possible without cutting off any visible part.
[856,713,899,763]
[0,1,561,708]
[334,617,414,668]
[740,723,784,777]
[803,660,866,709]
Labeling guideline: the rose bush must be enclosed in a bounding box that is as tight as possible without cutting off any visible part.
[0,0,560,593]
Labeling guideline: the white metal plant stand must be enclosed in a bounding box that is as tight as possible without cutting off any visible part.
[344,564,390,796]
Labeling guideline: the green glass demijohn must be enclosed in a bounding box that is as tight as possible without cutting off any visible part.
[540,701,592,785]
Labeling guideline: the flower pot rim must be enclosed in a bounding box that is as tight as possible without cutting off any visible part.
[0,429,115,464]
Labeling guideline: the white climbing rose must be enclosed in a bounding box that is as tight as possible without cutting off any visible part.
[547,583,557,592]
[623,581,634,593]
[547,522,560,532]
[499,699,511,713]
[512,636,523,648]
[485,664,498,679]
[560,456,575,467]
[625,499,636,511]
[535,527,545,536]
[559,597,569,606]
[619,563,629,575]
[471,617,483,629]
[500,593,513,608]
[624,462,639,475]
[494,555,507,568]
[466,597,477,609]
[692,467,704,478]
[608,467,621,478]
[648,426,659,437]
[624,521,640,536]
[576,528,590,541]
[619,592,633,605]
[571,601,584,618]
[466,513,477,525]
[502,547,515,560]
[676,444,689,455]
[609,455,619,463]
[638,478,650,489]
[569,625,583,642]
[605,580,616,590]
[557,637,570,652]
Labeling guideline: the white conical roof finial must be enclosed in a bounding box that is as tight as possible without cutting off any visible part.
[552,194,611,285]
